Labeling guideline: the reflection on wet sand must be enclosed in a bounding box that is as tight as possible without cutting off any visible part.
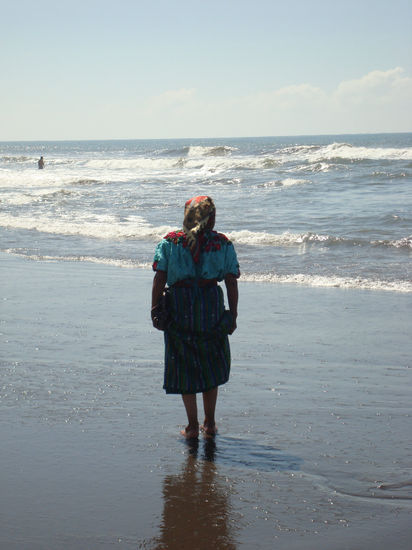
[154,438,236,550]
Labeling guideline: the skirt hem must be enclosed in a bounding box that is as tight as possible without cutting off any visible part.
[163,378,229,395]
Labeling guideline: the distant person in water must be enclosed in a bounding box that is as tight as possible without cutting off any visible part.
[38,156,44,169]
[151,196,240,440]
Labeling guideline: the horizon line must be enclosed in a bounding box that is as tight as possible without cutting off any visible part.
[1,131,412,144]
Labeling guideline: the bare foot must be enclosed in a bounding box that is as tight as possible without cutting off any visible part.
[180,425,199,439]
[202,423,218,437]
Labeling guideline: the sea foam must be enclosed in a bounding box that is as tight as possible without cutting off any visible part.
[239,272,412,293]
[0,213,172,241]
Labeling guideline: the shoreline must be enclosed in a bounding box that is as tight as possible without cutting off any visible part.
[3,249,412,294]
[1,253,411,549]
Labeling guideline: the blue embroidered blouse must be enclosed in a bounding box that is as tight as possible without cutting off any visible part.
[152,229,240,287]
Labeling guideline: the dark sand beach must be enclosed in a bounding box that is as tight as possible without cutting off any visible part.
[1,253,411,549]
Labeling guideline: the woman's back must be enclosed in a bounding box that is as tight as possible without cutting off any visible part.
[153,229,239,286]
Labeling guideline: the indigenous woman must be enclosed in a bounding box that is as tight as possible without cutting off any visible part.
[151,196,240,439]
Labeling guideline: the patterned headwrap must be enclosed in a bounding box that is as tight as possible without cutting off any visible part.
[183,195,215,261]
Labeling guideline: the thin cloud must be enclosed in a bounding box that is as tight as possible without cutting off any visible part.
[139,67,412,136]
[145,88,196,113]
[333,67,412,106]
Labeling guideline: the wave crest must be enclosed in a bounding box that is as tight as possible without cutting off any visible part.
[280,142,412,162]
[1,155,33,163]
[258,178,310,188]
[227,230,343,246]
[188,145,237,157]
[373,236,412,249]
[240,272,412,293]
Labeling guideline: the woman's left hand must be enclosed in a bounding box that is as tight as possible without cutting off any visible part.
[228,315,237,334]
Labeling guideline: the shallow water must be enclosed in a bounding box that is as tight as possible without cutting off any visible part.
[1,255,411,548]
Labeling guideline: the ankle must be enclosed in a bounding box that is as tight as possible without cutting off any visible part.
[203,418,215,428]
[187,421,199,429]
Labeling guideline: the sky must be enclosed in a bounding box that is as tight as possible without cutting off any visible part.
[1,0,412,140]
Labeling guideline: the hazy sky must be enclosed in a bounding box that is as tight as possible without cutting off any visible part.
[1,0,412,140]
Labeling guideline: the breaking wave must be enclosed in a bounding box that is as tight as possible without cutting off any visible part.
[1,155,33,163]
[228,230,347,247]
[257,178,310,188]
[240,272,412,293]
[0,213,410,253]
[228,230,412,250]
[279,142,412,162]
[373,236,412,249]
[0,213,173,241]
[187,145,237,157]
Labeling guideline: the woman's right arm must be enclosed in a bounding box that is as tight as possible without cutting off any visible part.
[151,270,167,309]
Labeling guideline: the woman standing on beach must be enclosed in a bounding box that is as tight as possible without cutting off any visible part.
[151,196,240,439]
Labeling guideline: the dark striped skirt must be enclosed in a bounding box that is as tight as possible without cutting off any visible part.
[163,285,233,394]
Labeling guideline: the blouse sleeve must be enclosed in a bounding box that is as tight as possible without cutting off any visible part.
[152,239,170,272]
[224,241,240,278]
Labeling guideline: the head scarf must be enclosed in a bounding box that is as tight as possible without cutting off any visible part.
[183,195,215,262]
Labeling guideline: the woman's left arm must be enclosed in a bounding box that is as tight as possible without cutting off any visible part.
[224,274,238,334]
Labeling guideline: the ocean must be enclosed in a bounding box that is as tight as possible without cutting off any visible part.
[1,133,411,292]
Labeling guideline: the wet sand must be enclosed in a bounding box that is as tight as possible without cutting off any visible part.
[1,253,411,549]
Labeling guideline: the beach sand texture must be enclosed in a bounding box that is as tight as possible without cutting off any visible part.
[1,253,411,549]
